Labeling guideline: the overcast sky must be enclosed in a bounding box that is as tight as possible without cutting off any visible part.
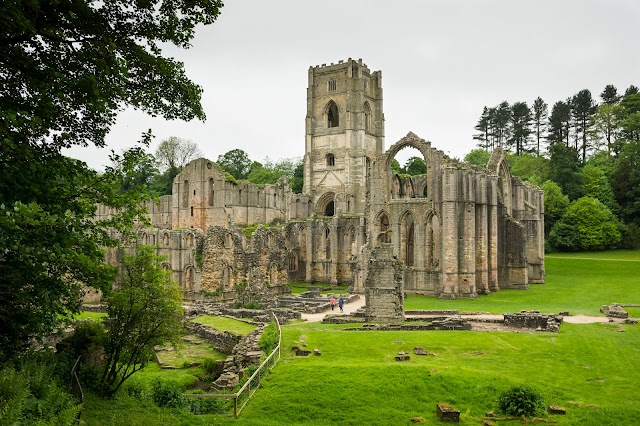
[66,0,640,170]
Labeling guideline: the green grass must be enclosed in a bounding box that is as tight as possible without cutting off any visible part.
[190,315,257,335]
[80,250,640,425]
[155,336,226,369]
[74,311,107,321]
[213,321,640,425]
[405,252,640,315]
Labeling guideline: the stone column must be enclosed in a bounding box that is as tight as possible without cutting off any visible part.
[364,243,404,323]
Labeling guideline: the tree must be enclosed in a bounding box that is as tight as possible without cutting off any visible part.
[247,157,301,186]
[217,149,252,180]
[571,89,597,163]
[548,100,572,146]
[548,143,583,200]
[509,102,533,155]
[473,107,493,150]
[290,160,304,194]
[507,153,549,185]
[601,84,621,105]
[113,148,161,194]
[590,104,624,154]
[581,164,618,213]
[155,137,202,172]
[494,101,511,148]
[532,97,548,156]
[101,245,183,396]
[0,1,222,359]
[549,197,621,251]
[625,85,639,96]
[464,148,491,166]
[1,1,222,149]
[611,139,640,225]
[0,148,151,359]
[540,180,569,235]
[404,156,427,175]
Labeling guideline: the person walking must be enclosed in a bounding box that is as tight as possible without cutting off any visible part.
[330,295,336,311]
[338,297,344,313]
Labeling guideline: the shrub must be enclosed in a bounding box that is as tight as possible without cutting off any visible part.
[151,379,184,408]
[497,385,545,417]
[258,322,278,354]
[185,397,227,414]
[203,357,217,375]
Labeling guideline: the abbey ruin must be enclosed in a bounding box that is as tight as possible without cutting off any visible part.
[97,58,545,302]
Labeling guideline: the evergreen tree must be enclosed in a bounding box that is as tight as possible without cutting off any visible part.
[494,101,511,148]
[625,85,639,96]
[509,102,533,155]
[473,106,493,150]
[590,104,624,154]
[601,84,621,105]
[532,97,548,156]
[548,100,572,146]
[571,89,597,163]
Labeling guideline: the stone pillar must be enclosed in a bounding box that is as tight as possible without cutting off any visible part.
[330,217,339,285]
[364,243,404,323]
[441,169,459,298]
[487,176,499,292]
[305,219,314,283]
[475,174,490,294]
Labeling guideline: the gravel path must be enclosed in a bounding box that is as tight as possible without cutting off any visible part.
[300,297,620,324]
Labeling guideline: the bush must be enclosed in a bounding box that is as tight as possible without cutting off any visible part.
[498,385,545,417]
[203,357,217,375]
[186,397,227,415]
[258,322,278,354]
[151,379,184,408]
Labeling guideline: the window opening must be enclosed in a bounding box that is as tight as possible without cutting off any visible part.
[326,153,335,166]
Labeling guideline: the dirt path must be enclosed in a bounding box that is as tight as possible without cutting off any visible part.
[300,296,366,322]
[300,300,620,324]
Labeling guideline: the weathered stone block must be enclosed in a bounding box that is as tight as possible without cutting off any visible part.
[436,403,460,422]
[395,354,410,361]
[548,405,566,414]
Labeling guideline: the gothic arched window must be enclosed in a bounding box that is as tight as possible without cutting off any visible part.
[326,100,339,128]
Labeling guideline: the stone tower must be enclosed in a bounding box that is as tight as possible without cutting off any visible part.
[303,59,384,216]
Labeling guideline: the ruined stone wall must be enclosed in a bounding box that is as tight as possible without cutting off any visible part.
[364,244,404,323]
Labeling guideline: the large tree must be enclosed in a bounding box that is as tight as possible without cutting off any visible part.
[154,136,202,194]
[217,149,253,180]
[532,97,548,156]
[571,89,597,163]
[548,143,584,201]
[509,101,533,155]
[0,1,222,359]
[547,100,572,146]
[101,245,183,396]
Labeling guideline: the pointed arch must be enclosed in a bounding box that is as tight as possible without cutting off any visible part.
[363,101,372,132]
[325,100,339,128]
[374,210,391,246]
[399,211,415,266]
[316,192,336,216]
[425,211,441,271]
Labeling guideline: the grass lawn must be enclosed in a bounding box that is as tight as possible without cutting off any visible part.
[190,315,257,335]
[74,311,107,321]
[405,251,640,315]
[80,250,640,425]
[155,336,227,369]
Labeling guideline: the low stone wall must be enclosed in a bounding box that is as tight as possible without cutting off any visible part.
[184,322,241,355]
[601,304,629,319]
[81,304,107,313]
[503,311,563,332]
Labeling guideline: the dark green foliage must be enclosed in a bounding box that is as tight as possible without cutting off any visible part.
[101,246,184,396]
[151,379,184,408]
[403,156,427,175]
[290,161,304,193]
[601,84,621,105]
[0,352,81,426]
[532,97,548,156]
[548,143,583,200]
[258,322,279,354]
[540,180,569,234]
[571,89,597,162]
[0,0,222,360]
[217,149,252,180]
[507,153,550,184]
[547,100,571,145]
[185,397,227,415]
[202,358,217,375]
[509,101,533,155]
[549,197,621,251]
[464,148,491,166]
[497,385,545,417]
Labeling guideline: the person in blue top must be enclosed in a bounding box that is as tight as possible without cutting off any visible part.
[338,297,344,312]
